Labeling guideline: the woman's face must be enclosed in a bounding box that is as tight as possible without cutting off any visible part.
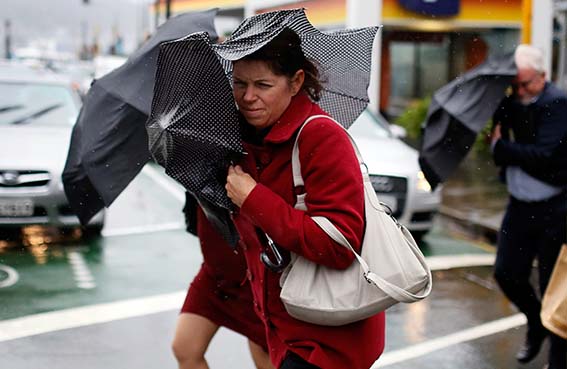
[232,59,304,130]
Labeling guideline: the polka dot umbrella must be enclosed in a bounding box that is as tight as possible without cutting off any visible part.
[146,8,380,243]
[214,8,380,128]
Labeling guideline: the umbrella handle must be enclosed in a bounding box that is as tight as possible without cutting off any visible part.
[260,233,289,273]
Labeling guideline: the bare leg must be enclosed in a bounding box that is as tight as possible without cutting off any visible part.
[248,339,276,369]
[172,313,219,369]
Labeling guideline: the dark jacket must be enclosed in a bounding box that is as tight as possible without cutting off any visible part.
[492,82,567,186]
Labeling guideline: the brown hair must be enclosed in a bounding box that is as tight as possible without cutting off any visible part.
[241,28,323,101]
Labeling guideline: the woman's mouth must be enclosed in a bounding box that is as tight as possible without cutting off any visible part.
[241,108,263,117]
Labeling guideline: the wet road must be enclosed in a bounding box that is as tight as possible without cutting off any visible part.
[0,164,550,369]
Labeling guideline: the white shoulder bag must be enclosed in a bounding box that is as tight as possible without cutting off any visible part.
[279,115,433,326]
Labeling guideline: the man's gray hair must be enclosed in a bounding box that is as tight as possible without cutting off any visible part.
[514,44,545,73]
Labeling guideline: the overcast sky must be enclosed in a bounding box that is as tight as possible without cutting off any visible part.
[2,0,154,56]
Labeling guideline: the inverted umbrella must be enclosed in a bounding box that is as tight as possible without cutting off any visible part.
[62,10,218,224]
[211,8,380,128]
[418,52,516,190]
[146,8,379,245]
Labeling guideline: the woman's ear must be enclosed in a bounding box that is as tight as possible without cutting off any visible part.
[290,69,305,96]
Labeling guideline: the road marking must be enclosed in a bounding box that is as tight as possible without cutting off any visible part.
[0,291,185,343]
[426,254,495,271]
[101,222,186,237]
[67,250,96,289]
[0,264,19,288]
[372,313,526,367]
[141,164,185,202]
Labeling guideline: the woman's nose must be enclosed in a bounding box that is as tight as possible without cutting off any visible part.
[242,86,256,102]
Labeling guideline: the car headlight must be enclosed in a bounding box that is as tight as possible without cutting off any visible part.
[416,171,432,192]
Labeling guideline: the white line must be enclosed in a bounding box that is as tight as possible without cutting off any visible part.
[372,313,527,367]
[0,264,19,288]
[67,250,96,290]
[141,164,185,202]
[0,291,186,343]
[426,254,495,271]
[101,222,186,237]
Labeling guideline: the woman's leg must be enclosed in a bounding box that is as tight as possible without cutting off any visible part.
[248,339,276,369]
[172,313,219,369]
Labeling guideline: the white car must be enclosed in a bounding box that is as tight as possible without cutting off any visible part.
[350,109,441,240]
[0,64,104,235]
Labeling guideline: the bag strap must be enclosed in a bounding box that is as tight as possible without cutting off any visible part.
[292,115,432,303]
[312,215,432,302]
[292,115,365,187]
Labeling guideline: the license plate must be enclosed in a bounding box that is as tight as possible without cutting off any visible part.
[0,199,34,216]
[377,194,397,213]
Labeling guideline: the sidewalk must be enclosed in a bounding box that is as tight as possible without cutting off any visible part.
[435,152,507,244]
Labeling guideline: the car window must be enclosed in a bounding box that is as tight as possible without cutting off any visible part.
[0,82,79,127]
[349,110,392,139]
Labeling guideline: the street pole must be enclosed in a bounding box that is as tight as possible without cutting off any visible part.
[532,0,553,77]
[522,0,553,77]
[4,20,12,59]
[346,0,382,115]
[155,0,160,28]
[166,0,172,19]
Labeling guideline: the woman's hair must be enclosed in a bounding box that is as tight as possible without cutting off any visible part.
[514,44,545,73]
[241,28,323,101]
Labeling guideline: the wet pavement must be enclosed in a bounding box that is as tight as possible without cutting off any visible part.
[0,260,552,369]
[439,151,507,243]
[0,160,555,369]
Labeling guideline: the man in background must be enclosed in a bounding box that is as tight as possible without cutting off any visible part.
[491,44,567,369]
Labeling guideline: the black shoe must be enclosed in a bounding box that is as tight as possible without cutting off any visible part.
[516,331,547,363]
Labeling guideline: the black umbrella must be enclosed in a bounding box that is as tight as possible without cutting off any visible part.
[146,32,244,245]
[62,10,218,225]
[418,52,516,190]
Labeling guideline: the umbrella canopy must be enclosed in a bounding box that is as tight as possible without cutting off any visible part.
[146,32,244,211]
[62,10,218,224]
[211,8,380,128]
[419,52,516,189]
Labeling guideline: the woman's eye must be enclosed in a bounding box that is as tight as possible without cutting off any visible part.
[258,83,272,88]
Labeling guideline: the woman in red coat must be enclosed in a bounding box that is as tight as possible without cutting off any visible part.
[225,29,385,369]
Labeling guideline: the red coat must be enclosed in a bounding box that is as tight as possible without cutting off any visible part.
[233,93,385,369]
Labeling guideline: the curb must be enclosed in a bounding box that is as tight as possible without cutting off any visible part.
[437,205,503,245]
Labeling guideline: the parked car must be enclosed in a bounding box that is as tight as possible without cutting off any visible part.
[0,64,104,235]
[350,109,441,240]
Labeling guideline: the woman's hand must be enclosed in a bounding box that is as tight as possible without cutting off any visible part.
[226,165,257,208]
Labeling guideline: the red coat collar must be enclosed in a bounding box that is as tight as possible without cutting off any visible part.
[262,93,322,144]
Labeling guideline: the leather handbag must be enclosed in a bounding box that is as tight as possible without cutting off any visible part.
[278,115,433,326]
[540,244,567,339]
